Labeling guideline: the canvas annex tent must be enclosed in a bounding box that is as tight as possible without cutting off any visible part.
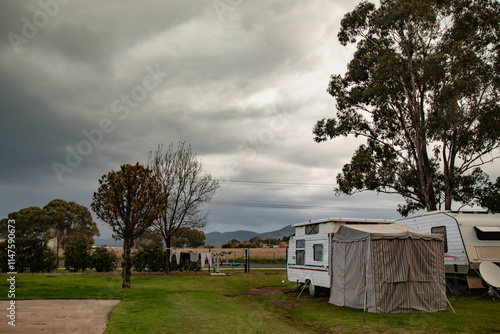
[329,224,446,313]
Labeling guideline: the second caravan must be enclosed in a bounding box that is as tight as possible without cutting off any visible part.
[396,211,500,288]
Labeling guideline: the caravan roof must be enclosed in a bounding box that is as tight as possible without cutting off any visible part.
[293,217,395,227]
[429,211,499,224]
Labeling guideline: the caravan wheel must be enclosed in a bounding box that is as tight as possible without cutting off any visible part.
[308,282,319,297]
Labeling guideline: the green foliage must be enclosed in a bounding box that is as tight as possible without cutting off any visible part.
[0,206,48,239]
[0,238,56,273]
[171,227,206,248]
[134,228,164,248]
[248,236,264,245]
[92,163,167,287]
[479,177,500,213]
[44,199,100,250]
[133,245,165,272]
[0,200,100,275]
[222,238,242,248]
[222,237,282,248]
[314,0,500,215]
[92,247,118,272]
[64,239,92,272]
[91,163,167,243]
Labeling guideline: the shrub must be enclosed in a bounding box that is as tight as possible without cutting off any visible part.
[0,238,56,273]
[92,247,117,272]
[64,240,92,272]
[133,244,165,272]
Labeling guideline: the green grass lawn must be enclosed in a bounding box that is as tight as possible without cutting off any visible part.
[1,271,499,333]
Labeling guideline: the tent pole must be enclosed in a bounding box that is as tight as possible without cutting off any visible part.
[445,297,461,323]
[292,279,309,307]
[363,235,371,323]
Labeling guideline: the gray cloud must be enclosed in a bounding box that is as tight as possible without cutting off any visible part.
[1,0,491,238]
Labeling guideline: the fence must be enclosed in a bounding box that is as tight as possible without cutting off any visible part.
[64,246,287,260]
[176,247,287,260]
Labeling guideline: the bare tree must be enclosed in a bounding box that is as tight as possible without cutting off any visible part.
[149,142,219,274]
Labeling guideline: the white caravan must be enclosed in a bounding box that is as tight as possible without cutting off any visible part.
[396,211,500,289]
[287,217,394,296]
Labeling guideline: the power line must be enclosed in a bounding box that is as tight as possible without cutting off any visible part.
[209,200,396,212]
[76,169,336,188]
[218,179,335,188]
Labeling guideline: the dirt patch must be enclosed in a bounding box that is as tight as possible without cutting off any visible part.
[0,299,120,334]
[272,301,294,308]
[247,286,283,295]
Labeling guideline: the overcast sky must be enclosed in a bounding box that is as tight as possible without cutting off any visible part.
[1,0,497,239]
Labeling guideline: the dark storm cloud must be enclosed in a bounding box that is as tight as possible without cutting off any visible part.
[0,0,428,237]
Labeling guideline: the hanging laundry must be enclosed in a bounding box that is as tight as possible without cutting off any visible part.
[206,252,212,268]
[171,250,181,265]
[200,253,209,269]
[180,252,190,265]
[200,253,205,269]
[190,253,200,262]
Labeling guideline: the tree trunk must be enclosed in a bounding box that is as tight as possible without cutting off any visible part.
[443,146,455,211]
[56,237,60,270]
[407,61,437,213]
[416,146,438,212]
[424,168,437,212]
[122,239,132,288]
[164,248,171,275]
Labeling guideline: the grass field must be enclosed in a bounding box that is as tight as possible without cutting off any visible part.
[1,271,499,333]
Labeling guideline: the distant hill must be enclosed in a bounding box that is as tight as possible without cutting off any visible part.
[258,225,295,240]
[204,230,258,248]
[93,237,123,247]
[205,225,295,247]
[94,225,295,248]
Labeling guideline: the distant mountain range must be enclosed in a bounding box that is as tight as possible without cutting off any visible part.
[93,224,295,248]
[205,225,295,247]
[93,237,123,247]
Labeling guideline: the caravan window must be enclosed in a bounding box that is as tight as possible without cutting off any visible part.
[296,239,305,265]
[313,244,323,261]
[431,226,448,253]
[474,226,500,240]
[296,250,305,265]
[305,224,319,235]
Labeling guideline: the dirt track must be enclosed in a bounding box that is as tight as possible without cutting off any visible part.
[0,299,120,333]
